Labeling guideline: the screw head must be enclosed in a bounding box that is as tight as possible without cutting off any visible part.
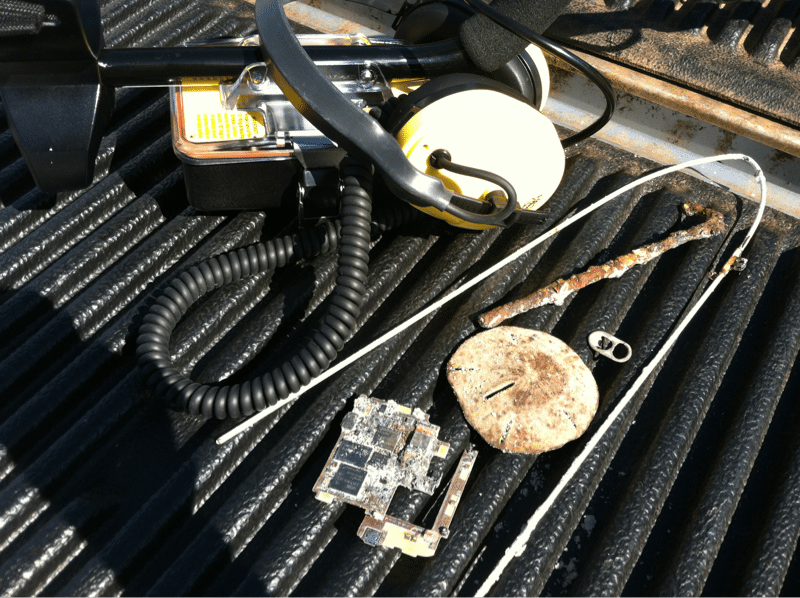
[359,69,375,86]
[250,70,265,85]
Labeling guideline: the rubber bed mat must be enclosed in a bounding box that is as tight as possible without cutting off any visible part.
[2,0,800,595]
[548,0,800,129]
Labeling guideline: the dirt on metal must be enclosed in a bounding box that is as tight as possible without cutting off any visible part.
[479,202,725,328]
[555,48,800,159]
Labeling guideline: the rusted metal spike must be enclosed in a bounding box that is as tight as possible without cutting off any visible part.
[478,202,725,328]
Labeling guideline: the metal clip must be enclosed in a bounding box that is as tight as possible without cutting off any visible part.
[588,330,632,363]
[220,63,270,110]
[732,257,748,271]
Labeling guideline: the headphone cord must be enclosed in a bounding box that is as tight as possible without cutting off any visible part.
[137,158,417,419]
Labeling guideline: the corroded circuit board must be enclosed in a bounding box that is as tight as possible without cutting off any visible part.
[356,448,477,557]
[314,396,449,518]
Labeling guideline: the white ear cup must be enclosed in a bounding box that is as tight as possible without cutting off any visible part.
[395,89,565,229]
[523,44,550,110]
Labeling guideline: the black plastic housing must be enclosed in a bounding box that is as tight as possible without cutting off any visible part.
[181,158,301,213]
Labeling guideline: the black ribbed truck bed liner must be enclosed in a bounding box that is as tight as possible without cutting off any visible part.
[2,0,800,595]
[548,0,800,129]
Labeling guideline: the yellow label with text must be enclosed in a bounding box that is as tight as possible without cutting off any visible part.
[181,77,266,142]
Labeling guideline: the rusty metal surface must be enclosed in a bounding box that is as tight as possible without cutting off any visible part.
[560,49,800,160]
[244,0,387,35]
[548,0,800,129]
[284,1,383,35]
[479,202,725,328]
[541,71,800,219]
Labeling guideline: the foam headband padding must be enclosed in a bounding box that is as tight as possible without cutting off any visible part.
[459,0,572,73]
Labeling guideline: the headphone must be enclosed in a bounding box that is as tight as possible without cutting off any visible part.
[253,0,611,230]
[380,71,564,229]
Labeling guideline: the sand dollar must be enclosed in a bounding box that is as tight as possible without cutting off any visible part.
[447,327,598,454]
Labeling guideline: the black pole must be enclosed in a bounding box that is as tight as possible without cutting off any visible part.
[97,40,472,86]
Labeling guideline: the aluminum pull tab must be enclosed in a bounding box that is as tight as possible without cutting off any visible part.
[588,330,632,363]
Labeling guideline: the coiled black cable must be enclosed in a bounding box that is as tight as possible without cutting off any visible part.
[136,159,382,419]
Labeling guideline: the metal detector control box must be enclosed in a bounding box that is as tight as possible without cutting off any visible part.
[169,34,396,215]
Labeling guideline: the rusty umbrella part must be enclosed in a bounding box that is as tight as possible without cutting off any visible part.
[478,202,725,328]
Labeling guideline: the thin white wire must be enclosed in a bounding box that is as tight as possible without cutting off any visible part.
[475,153,766,596]
[217,153,766,447]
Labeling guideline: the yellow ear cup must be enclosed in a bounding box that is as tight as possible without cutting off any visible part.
[395,89,565,229]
